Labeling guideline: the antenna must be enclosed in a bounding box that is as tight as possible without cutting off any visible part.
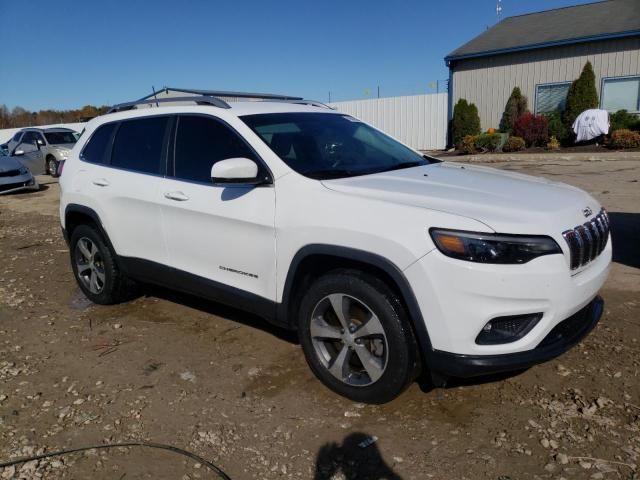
[496,0,503,19]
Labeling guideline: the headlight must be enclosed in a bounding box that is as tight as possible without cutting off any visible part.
[429,228,562,264]
[19,166,29,175]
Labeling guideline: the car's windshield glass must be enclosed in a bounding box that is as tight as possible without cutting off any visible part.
[241,112,429,179]
[44,131,77,145]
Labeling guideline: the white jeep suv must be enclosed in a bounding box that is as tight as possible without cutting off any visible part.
[59,93,611,403]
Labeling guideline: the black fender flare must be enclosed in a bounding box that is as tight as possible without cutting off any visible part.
[278,244,434,361]
[63,204,120,264]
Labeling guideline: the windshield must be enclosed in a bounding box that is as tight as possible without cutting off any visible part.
[44,131,77,145]
[241,112,429,179]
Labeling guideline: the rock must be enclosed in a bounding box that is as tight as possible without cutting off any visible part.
[113,323,122,329]
[579,461,593,469]
[556,453,569,465]
[247,367,260,377]
[549,439,559,449]
[541,438,550,448]
[179,371,196,383]
[544,463,556,472]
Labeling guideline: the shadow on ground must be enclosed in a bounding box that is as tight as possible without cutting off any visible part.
[142,284,298,344]
[314,432,402,480]
[609,212,640,269]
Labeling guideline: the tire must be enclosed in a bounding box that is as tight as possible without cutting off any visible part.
[69,225,134,305]
[46,156,59,177]
[298,270,419,403]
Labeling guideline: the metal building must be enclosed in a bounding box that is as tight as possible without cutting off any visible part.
[445,0,640,131]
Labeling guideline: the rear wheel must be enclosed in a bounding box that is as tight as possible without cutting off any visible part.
[298,270,419,403]
[70,225,134,304]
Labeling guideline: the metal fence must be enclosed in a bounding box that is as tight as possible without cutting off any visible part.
[329,93,448,150]
[0,122,86,144]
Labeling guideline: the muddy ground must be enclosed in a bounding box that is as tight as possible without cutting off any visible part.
[0,156,639,480]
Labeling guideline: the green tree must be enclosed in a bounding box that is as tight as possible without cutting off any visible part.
[563,61,599,128]
[452,99,481,145]
[499,87,528,133]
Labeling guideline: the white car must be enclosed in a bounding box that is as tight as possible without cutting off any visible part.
[9,127,77,177]
[59,93,611,403]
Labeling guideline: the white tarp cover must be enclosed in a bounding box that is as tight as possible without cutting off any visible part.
[572,109,609,143]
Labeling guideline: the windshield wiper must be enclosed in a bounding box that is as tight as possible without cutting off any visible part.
[370,161,426,174]
[304,169,363,179]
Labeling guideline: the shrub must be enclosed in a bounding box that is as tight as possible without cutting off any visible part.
[564,61,599,129]
[474,132,501,152]
[452,99,481,145]
[513,112,549,147]
[499,87,528,133]
[457,135,477,154]
[544,111,569,143]
[609,129,640,149]
[610,110,640,132]
[502,136,526,152]
[546,136,561,150]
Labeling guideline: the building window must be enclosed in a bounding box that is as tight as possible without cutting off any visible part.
[535,83,571,114]
[602,76,640,113]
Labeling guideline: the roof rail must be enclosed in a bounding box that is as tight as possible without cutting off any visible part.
[271,99,335,110]
[107,95,231,113]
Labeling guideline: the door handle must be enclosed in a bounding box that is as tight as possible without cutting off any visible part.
[164,191,189,202]
[92,178,110,187]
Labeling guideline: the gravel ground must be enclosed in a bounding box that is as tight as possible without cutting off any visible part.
[0,156,639,480]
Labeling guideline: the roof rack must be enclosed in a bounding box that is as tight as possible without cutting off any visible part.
[107,95,231,113]
[107,93,335,114]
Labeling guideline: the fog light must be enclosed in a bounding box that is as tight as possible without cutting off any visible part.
[476,313,543,345]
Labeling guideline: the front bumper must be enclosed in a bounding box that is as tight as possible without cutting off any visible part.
[429,296,603,378]
[0,175,39,195]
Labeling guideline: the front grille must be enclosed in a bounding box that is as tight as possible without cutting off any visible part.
[0,169,21,178]
[562,209,610,270]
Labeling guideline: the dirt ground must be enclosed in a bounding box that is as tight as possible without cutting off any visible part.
[0,156,639,480]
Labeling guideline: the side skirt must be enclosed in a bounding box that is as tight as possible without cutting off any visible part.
[119,257,283,327]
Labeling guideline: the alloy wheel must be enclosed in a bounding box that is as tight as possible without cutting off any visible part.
[310,293,388,387]
[74,237,106,294]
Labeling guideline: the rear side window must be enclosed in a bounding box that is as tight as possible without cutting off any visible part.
[81,123,117,164]
[12,132,22,142]
[173,115,257,183]
[111,117,168,174]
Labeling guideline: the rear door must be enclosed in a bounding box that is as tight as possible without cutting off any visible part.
[81,116,171,265]
[160,114,277,301]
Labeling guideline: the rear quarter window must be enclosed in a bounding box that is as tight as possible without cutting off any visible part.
[81,123,117,164]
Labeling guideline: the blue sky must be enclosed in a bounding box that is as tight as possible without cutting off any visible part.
[0,0,597,111]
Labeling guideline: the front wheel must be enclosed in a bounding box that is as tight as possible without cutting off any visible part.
[46,157,59,177]
[298,270,419,403]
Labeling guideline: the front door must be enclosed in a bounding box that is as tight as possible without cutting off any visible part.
[160,114,277,302]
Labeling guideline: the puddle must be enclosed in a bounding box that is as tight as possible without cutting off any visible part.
[69,289,93,311]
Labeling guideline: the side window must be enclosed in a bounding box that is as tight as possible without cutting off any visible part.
[81,123,117,164]
[111,117,168,174]
[21,132,36,145]
[173,115,257,183]
[12,132,22,142]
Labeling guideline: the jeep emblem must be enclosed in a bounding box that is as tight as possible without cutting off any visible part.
[583,207,593,217]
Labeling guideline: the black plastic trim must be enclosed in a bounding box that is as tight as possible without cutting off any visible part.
[430,296,603,378]
[119,257,278,323]
[279,244,434,360]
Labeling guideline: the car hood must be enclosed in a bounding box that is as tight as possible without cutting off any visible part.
[0,155,27,173]
[51,144,74,152]
[321,162,600,234]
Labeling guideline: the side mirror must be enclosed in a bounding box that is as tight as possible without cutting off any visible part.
[13,149,24,156]
[37,139,44,147]
[211,158,262,185]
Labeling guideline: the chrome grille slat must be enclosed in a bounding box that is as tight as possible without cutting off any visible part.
[562,209,610,271]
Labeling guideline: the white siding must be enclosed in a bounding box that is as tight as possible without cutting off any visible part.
[330,93,448,150]
[451,36,640,130]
